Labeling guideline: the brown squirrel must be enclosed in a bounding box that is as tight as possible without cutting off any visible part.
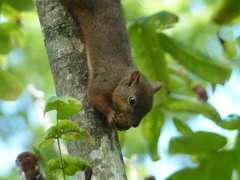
[59,0,162,131]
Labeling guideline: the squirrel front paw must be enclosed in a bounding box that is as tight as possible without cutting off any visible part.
[107,112,118,129]
[107,112,131,131]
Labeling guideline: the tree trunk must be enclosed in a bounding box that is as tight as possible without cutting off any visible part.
[35,0,127,179]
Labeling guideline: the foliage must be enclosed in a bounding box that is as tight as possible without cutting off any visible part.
[0,0,240,179]
[122,0,240,179]
[0,69,23,100]
[166,150,235,180]
[16,96,93,180]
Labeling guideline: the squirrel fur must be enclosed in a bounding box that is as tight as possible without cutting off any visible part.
[59,0,162,131]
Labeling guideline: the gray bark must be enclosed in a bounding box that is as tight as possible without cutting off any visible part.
[35,0,127,179]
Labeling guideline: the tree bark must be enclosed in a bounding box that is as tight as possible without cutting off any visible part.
[35,0,127,179]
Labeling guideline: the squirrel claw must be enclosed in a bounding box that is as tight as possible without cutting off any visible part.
[107,112,131,131]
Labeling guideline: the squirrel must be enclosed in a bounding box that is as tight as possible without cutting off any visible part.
[59,0,162,131]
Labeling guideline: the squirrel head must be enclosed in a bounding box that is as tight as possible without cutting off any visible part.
[112,71,162,131]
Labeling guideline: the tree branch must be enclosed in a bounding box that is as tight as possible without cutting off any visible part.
[35,0,127,179]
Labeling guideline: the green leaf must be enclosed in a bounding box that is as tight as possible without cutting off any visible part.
[234,132,240,179]
[163,95,221,123]
[1,21,23,48]
[166,150,234,180]
[158,33,232,85]
[46,125,57,138]
[217,114,240,130]
[166,168,201,180]
[212,0,240,25]
[168,73,187,92]
[137,11,178,30]
[0,1,3,14]
[142,106,165,161]
[62,154,90,176]
[0,27,14,54]
[44,120,94,144]
[172,116,193,136]
[36,134,55,150]
[199,150,234,180]
[237,37,240,45]
[56,120,88,141]
[169,131,227,155]
[48,158,61,177]
[44,96,82,119]
[0,69,23,100]
[167,63,207,96]
[5,0,35,12]
[128,21,169,103]
[222,41,237,59]
[34,120,95,151]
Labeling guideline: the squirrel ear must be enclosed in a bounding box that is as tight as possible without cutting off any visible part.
[151,82,162,93]
[129,71,140,85]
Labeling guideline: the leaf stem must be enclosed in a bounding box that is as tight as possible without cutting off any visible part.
[56,102,66,180]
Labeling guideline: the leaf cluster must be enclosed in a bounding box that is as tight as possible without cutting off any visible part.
[0,0,53,101]
[0,1,34,100]
[121,0,240,179]
[17,96,94,180]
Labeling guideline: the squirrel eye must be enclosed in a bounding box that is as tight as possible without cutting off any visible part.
[128,97,135,106]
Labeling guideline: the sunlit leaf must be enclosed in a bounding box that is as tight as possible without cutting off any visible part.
[1,21,23,48]
[221,41,237,59]
[0,69,23,100]
[218,114,240,130]
[167,63,207,97]
[212,0,240,25]
[62,154,90,176]
[169,131,227,154]
[163,95,221,123]
[237,37,240,45]
[128,23,169,103]
[0,27,14,54]
[142,106,165,161]
[166,168,201,180]
[172,116,193,136]
[56,120,88,141]
[48,158,61,177]
[44,120,94,144]
[158,33,232,85]
[136,11,178,30]
[37,134,55,150]
[44,96,82,119]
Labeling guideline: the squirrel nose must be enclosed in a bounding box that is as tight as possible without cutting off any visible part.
[132,122,140,128]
